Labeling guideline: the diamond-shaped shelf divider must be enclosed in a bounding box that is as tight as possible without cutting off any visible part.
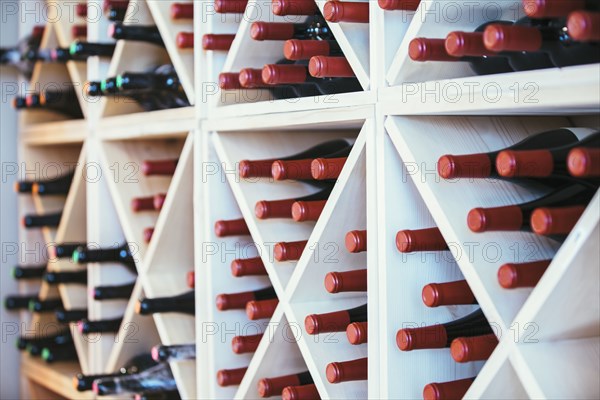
[376,133,481,399]
[142,134,197,399]
[99,0,173,117]
[385,115,576,333]
[197,136,273,399]
[146,0,195,104]
[386,0,524,85]
[284,132,367,399]
[97,134,187,263]
[212,127,363,296]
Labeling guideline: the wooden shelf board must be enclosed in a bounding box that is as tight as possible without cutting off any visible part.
[20,119,88,145]
[21,355,93,400]
[98,107,195,140]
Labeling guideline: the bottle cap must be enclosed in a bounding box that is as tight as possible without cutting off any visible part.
[530,206,585,236]
[445,31,490,57]
[304,310,351,334]
[568,11,600,42]
[495,150,553,177]
[231,257,267,276]
[216,291,255,311]
[171,3,194,19]
[274,241,307,261]
[324,270,367,293]
[309,56,354,78]
[396,228,448,252]
[497,260,551,289]
[423,379,474,400]
[255,199,295,219]
[409,38,459,62]
[311,157,347,180]
[284,39,331,60]
[232,333,262,354]
[345,230,367,253]
[72,25,87,38]
[282,384,320,400]
[76,3,88,17]
[202,34,235,50]
[176,32,194,49]
[323,1,369,23]
[292,200,326,222]
[523,0,582,18]
[217,367,247,386]
[325,358,367,383]
[272,159,313,180]
[251,22,295,41]
[396,325,447,350]
[483,24,542,52]
[262,64,307,85]
[346,322,368,344]
[378,0,420,11]
[467,206,523,233]
[131,196,155,212]
[272,0,318,16]
[214,0,248,13]
[214,218,250,237]
[143,227,154,243]
[568,147,600,177]
[142,159,177,176]
[450,334,498,363]
[246,299,278,320]
[239,68,266,88]
[437,154,492,179]
[239,159,275,178]
[219,72,242,90]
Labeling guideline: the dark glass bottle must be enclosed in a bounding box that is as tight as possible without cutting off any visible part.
[92,282,136,300]
[33,172,74,195]
[4,294,38,311]
[216,287,277,311]
[24,89,83,118]
[151,344,196,362]
[11,265,46,280]
[16,329,71,351]
[305,303,367,334]
[136,291,195,316]
[74,353,157,391]
[41,344,78,363]
[43,270,88,285]
[0,25,45,79]
[51,242,87,259]
[69,41,116,58]
[93,362,177,395]
[109,23,164,47]
[250,15,333,41]
[72,243,137,273]
[24,333,73,356]
[55,308,88,323]
[29,298,63,313]
[78,318,123,334]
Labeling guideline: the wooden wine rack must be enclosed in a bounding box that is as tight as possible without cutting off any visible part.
[14,0,599,399]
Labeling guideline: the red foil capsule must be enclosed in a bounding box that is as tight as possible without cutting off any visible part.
[309,56,355,78]
[214,218,250,237]
[281,384,320,400]
[153,193,167,210]
[274,240,308,261]
[255,199,295,219]
[187,270,195,288]
[217,367,247,386]
[292,200,327,222]
[451,334,498,363]
[239,159,277,178]
[483,24,543,52]
[71,25,87,38]
[422,280,476,307]
[214,0,248,13]
[250,22,295,41]
[409,38,457,62]
[272,0,318,16]
[523,0,586,18]
[311,157,347,180]
[326,358,368,383]
[467,206,523,233]
[423,378,475,400]
[378,0,420,11]
[239,68,268,88]
[324,270,367,293]
[530,206,586,236]
[202,34,235,50]
[272,159,314,180]
[131,196,156,212]
[262,64,307,85]
[437,153,492,178]
[143,227,154,243]
[445,31,494,57]
[176,32,194,49]
[396,228,447,252]
[231,257,267,277]
[284,39,332,60]
[497,260,551,289]
[568,11,600,42]
[142,159,178,176]
[568,147,600,177]
[171,3,194,19]
[346,321,368,344]
[219,72,243,90]
[323,1,370,23]
[246,299,278,320]
[232,333,263,354]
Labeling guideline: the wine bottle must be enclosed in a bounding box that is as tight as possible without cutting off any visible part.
[142,158,178,176]
[451,334,498,363]
[116,65,189,103]
[262,62,362,94]
[41,344,78,363]
[214,218,250,237]
[396,227,448,252]
[202,34,236,51]
[423,378,475,400]
[408,37,515,75]
[108,6,127,22]
[131,194,163,212]
[32,172,74,195]
[136,291,195,316]
[171,3,193,19]
[483,18,600,68]
[11,265,46,280]
[25,335,73,356]
[55,308,88,323]
[422,280,476,307]
[292,199,327,222]
[531,205,587,235]
[44,270,88,285]
[568,147,600,177]
[284,39,342,60]
[74,354,157,391]
[305,303,367,334]
[272,146,352,181]
[21,211,62,229]
[467,184,594,233]
[92,282,136,300]
[272,0,317,16]
[50,242,87,259]
[76,3,87,17]
[49,47,87,62]
[324,270,367,293]
[93,362,177,395]
[568,11,600,42]
[256,187,333,219]
[16,329,71,351]
[29,298,63,313]
[215,0,248,13]
[311,156,348,180]
[72,25,87,38]
[345,230,367,253]
[73,243,136,272]
[152,344,195,362]
[323,1,369,23]
[78,318,123,334]
[378,0,420,11]
[438,128,584,179]
[69,41,116,58]
[347,321,368,344]
[109,23,164,47]
[495,131,600,179]
[282,384,321,400]
[257,371,313,398]
[397,309,493,351]
[326,357,367,383]
[246,299,279,320]
[217,367,247,386]
[498,259,552,289]
[232,333,263,354]
[216,287,277,311]
[175,32,194,49]
[187,271,195,288]
[231,257,267,277]
[23,90,83,118]
[250,16,334,41]
[0,25,45,79]
[274,240,308,262]
[240,139,351,178]
[4,294,38,311]
[523,0,600,18]
[134,390,182,400]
